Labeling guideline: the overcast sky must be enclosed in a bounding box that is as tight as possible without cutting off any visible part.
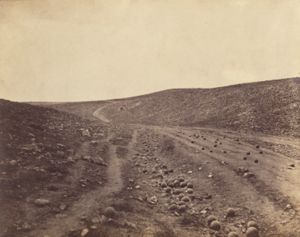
[1,0,300,102]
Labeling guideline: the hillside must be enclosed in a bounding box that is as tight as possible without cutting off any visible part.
[50,78,300,136]
[0,99,109,237]
[34,101,108,121]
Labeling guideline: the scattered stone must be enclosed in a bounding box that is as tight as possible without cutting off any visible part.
[92,156,107,166]
[204,194,212,199]
[91,217,100,224]
[56,151,65,157]
[67,157,75,163]
[200,209,208,215]
[285,204,292,210]
[148,196,158,205]
[124,221,137,229]
[167,169,174,174]
[9,160,17,165]
[208,173,213,178]
[82,155,91,161]
[81,129,91,137]
[18,222,32,231]
[34,198,50,207]
[238,167,249,174]
[187,170,193,174]
[243,172,255,178]
[91,140,98,145]
[59,203,67,211]
[81,228,89,237]
[254,159,259,164]
[57,143,65,148]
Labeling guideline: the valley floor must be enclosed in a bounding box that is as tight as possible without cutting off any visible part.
[1,106,300,237]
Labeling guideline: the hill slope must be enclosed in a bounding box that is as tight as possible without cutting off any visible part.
[50,78,300,136]
[0,100,109,237]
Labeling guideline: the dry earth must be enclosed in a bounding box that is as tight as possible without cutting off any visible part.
[1,79,300,237]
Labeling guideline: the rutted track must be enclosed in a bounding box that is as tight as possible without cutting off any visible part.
[83,105,300,236]
[28,128,137,237]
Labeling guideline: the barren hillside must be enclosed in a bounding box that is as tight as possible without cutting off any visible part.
[0,100,109,237]
[47,78,300,137]
[98,78,300,136]
[35,101,108,121]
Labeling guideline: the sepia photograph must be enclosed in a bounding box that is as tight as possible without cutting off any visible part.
[0,0,300,236]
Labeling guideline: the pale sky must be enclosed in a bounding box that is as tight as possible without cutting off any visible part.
[1,0,300,102]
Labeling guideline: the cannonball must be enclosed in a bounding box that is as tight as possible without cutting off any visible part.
[228,232,239,237]
[226,208,235,217]
[207,215,217,225]
[209,220,221,231]
[181,196,190,202]
[247,221,258,229]
[246,227,259,237]
[104,206,118,218]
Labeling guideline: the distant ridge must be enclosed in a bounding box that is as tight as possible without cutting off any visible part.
[40,78,300,136]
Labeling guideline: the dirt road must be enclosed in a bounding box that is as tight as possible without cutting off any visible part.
[93,104,111,123]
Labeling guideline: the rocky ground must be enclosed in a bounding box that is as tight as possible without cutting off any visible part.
[1,98,300,237]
